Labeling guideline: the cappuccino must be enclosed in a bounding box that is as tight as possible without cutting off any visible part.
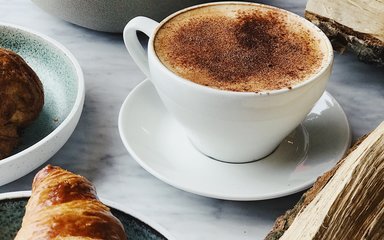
[154,3,325,92]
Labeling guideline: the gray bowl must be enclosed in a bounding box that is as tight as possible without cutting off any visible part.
[31,0,225,33]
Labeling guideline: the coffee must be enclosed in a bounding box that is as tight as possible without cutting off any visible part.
[154,3,325,92]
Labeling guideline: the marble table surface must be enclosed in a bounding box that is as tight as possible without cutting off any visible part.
[0,0,383,239]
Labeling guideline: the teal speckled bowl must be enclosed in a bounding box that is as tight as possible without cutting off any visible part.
[0,23,85,186]
[0,192,171,240]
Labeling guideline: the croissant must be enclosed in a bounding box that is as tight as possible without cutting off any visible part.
[15,165,127,240]
[0,47,44,159]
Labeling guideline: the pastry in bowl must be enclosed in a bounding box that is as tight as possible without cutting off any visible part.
[0,48,44,159]
[15,165,127,240]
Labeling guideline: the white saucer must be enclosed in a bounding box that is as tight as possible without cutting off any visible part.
[118,79,351,201]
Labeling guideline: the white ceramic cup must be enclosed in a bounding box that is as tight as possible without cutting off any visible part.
[123,2,334,163]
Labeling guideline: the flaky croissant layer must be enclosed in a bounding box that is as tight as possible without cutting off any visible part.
[15,165,127,240]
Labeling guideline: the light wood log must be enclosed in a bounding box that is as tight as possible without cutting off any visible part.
[266,122,384,240]
[305,0,384,66]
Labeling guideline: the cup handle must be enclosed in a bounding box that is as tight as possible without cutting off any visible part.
[123,17,159,76]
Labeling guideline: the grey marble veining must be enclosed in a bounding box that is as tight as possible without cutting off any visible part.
[0,1,383,240]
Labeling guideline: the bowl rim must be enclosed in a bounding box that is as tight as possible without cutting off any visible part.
[0,22,85,166]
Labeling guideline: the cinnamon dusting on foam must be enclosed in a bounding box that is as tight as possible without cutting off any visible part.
[154,4,324,92]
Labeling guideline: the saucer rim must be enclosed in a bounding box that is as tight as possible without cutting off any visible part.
[118,79,351,201]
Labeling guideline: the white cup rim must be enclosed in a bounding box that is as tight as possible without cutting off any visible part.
[149,1,334,96]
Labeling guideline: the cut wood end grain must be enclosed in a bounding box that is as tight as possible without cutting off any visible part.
[265,122,384,240]
[305,0,384,66]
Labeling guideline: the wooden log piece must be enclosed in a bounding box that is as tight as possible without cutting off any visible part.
[305,0,384,66]
[265,122,384,240]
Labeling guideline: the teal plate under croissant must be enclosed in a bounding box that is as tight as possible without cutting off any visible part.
[0,192,170,240]
[0,23,85,186]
